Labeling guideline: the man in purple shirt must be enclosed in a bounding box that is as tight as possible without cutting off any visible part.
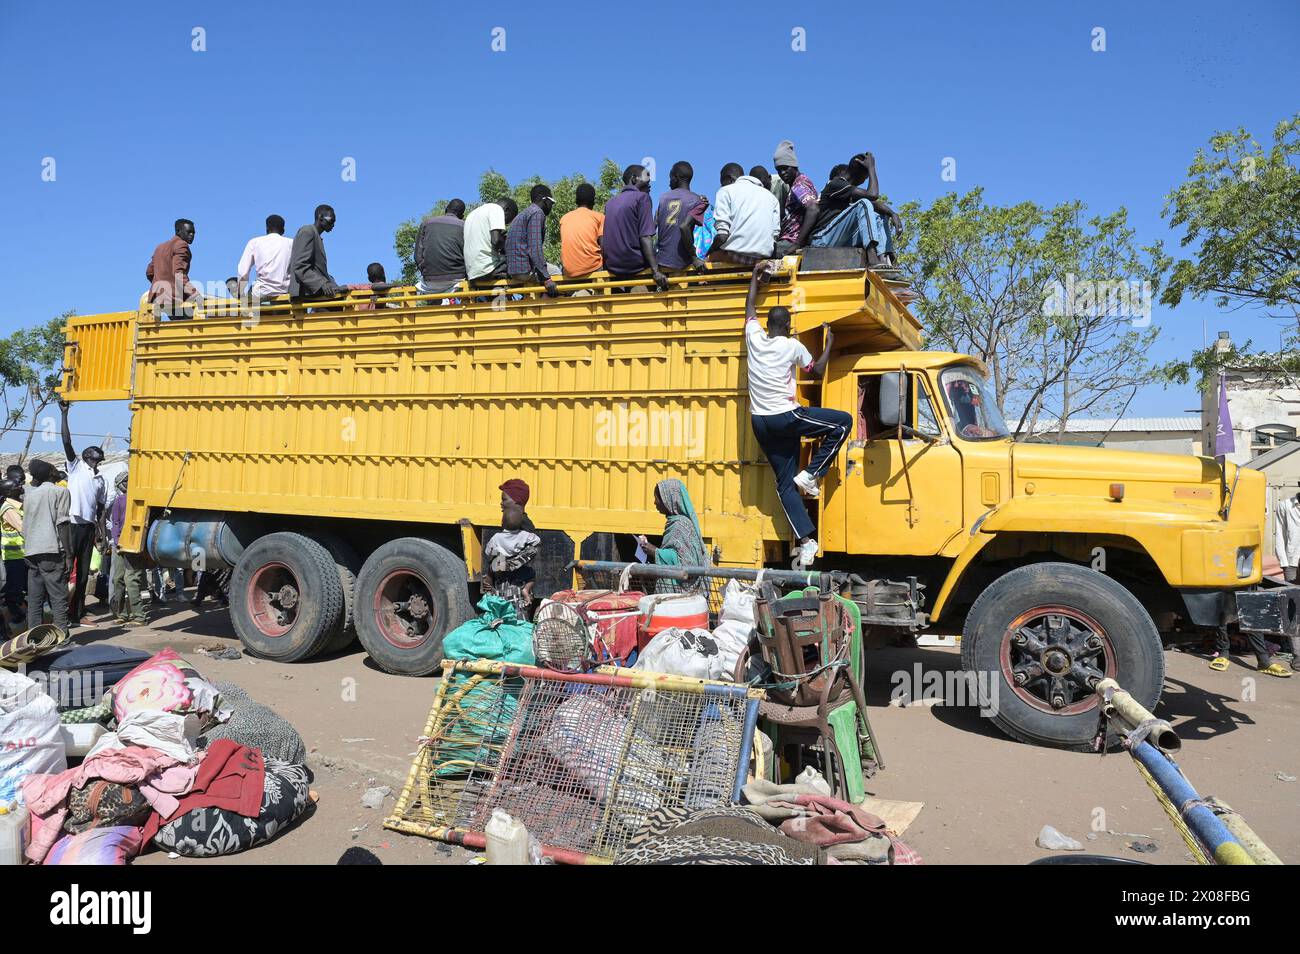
[654,160,709,273]
[506,184,559,297]
[602,164,669,291]
[773,140,820,256]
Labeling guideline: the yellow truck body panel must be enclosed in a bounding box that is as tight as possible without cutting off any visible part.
[62,266,920,566]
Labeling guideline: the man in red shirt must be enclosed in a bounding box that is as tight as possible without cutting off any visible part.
[146,219,199,319]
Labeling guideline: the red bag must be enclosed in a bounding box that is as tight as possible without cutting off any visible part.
[546,590,645,663]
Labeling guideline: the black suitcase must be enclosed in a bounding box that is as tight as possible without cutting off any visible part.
[27,644,153,710]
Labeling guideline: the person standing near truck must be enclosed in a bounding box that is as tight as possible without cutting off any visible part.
[0,478,25,632]
[22,459,71,631]
[107,469,148,626]
[744,262,848,569]
[59,400,105,625]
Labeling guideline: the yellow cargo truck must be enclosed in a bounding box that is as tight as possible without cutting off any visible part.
[61,261,1296,748]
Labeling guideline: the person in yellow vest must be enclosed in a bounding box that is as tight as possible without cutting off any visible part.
[0,478,25,632]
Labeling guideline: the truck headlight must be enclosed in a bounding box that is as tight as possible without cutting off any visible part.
[1237,546,1257,578]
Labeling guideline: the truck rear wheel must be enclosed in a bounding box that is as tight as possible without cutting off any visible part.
[229,532,346,662]
[960,562,1165,750]
[354,537,473,676]
[309,533,363,654]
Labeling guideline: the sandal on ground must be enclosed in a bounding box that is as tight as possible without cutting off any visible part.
[1208,656,1230,672]
[1261,662,1293,678]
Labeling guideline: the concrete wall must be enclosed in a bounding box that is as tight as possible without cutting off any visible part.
[1202,369,1300,467]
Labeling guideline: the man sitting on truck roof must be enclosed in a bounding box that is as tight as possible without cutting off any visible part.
[506,184,560,298]
[559,183,604,280]
[654,161,708,275]
[146,218,199,319]
[236,214,294,300]
[709,163,779,266]
[772,140,820,257]
[603,164,668,292]
[290,204,343,298]
[414,198,467,296]
[744,262,848,569]
[465,198,518,289]
[808,155,902,266]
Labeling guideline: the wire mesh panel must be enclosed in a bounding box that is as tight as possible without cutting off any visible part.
[386,660,763,862]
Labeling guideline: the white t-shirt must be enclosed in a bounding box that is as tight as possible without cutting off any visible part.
[745,317,814,416]
[463,203,507,280]
[1275,494,1300,568]
[714,176,780,257]
[237,233,295,297]
[64,456,105,524]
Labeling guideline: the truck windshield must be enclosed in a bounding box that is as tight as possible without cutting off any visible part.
[939,366,1010,441]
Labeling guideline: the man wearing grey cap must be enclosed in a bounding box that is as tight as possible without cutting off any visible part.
[772,140,820,257]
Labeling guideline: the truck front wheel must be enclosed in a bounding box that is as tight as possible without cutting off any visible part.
[354,537,473,675]
[960,562,1165,750]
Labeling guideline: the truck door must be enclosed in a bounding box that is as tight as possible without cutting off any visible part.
[60,310,137,401]
[843,372,963,555]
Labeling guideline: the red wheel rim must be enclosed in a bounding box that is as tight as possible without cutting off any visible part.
[372,569,437,649]
[246,562,299,638]
[999,605,1117,715]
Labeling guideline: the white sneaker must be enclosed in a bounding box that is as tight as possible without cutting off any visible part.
[793,470,820,498]
[797,539,820,568]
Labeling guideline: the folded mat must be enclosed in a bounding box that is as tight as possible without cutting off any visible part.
[614,805,818,865]
[0,624,69,670]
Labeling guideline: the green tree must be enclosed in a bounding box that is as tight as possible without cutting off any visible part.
[1158,116,1300,389]
[0,311,70,459]
[895,189,1165,437]
[394,160,622,283]
[1160,115,1300,317]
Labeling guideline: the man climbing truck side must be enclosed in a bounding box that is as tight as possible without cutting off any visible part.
[59,260,1300,749]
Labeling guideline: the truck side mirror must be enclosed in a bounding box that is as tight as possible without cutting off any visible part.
[878,372,906,429]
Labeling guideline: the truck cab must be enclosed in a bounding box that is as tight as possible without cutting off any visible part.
[813,349,1289,748]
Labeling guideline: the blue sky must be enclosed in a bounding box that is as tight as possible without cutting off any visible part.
[1,0,1297,451]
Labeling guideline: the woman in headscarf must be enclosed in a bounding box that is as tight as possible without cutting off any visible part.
[636,478,710,593]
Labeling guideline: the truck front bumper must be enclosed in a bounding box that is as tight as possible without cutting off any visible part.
[1180,586,1300,637]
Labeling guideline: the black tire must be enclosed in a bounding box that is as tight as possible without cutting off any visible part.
[960,562,1165,750]
[354,537,473,676]
[309,533,363,653]
[229,532,346,663]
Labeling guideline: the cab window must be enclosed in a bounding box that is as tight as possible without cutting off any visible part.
[857,373,942,440]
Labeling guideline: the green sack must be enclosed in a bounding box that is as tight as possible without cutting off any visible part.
[441,594,535,665]
[436,595,535,776]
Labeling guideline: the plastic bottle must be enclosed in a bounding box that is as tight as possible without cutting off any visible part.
[485,810,530,865]
[0,801,30,865]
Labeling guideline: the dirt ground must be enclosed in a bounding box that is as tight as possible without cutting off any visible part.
[72,597,1299,866]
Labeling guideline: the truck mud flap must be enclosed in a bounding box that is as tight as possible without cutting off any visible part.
[1235,586,1300,637]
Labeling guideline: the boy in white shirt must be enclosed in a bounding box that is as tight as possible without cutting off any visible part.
[744,262,849,568]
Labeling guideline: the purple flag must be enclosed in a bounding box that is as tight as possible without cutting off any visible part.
[1214,374,1235,457]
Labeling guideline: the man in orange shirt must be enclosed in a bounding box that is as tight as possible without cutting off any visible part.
[559,182,604,279]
